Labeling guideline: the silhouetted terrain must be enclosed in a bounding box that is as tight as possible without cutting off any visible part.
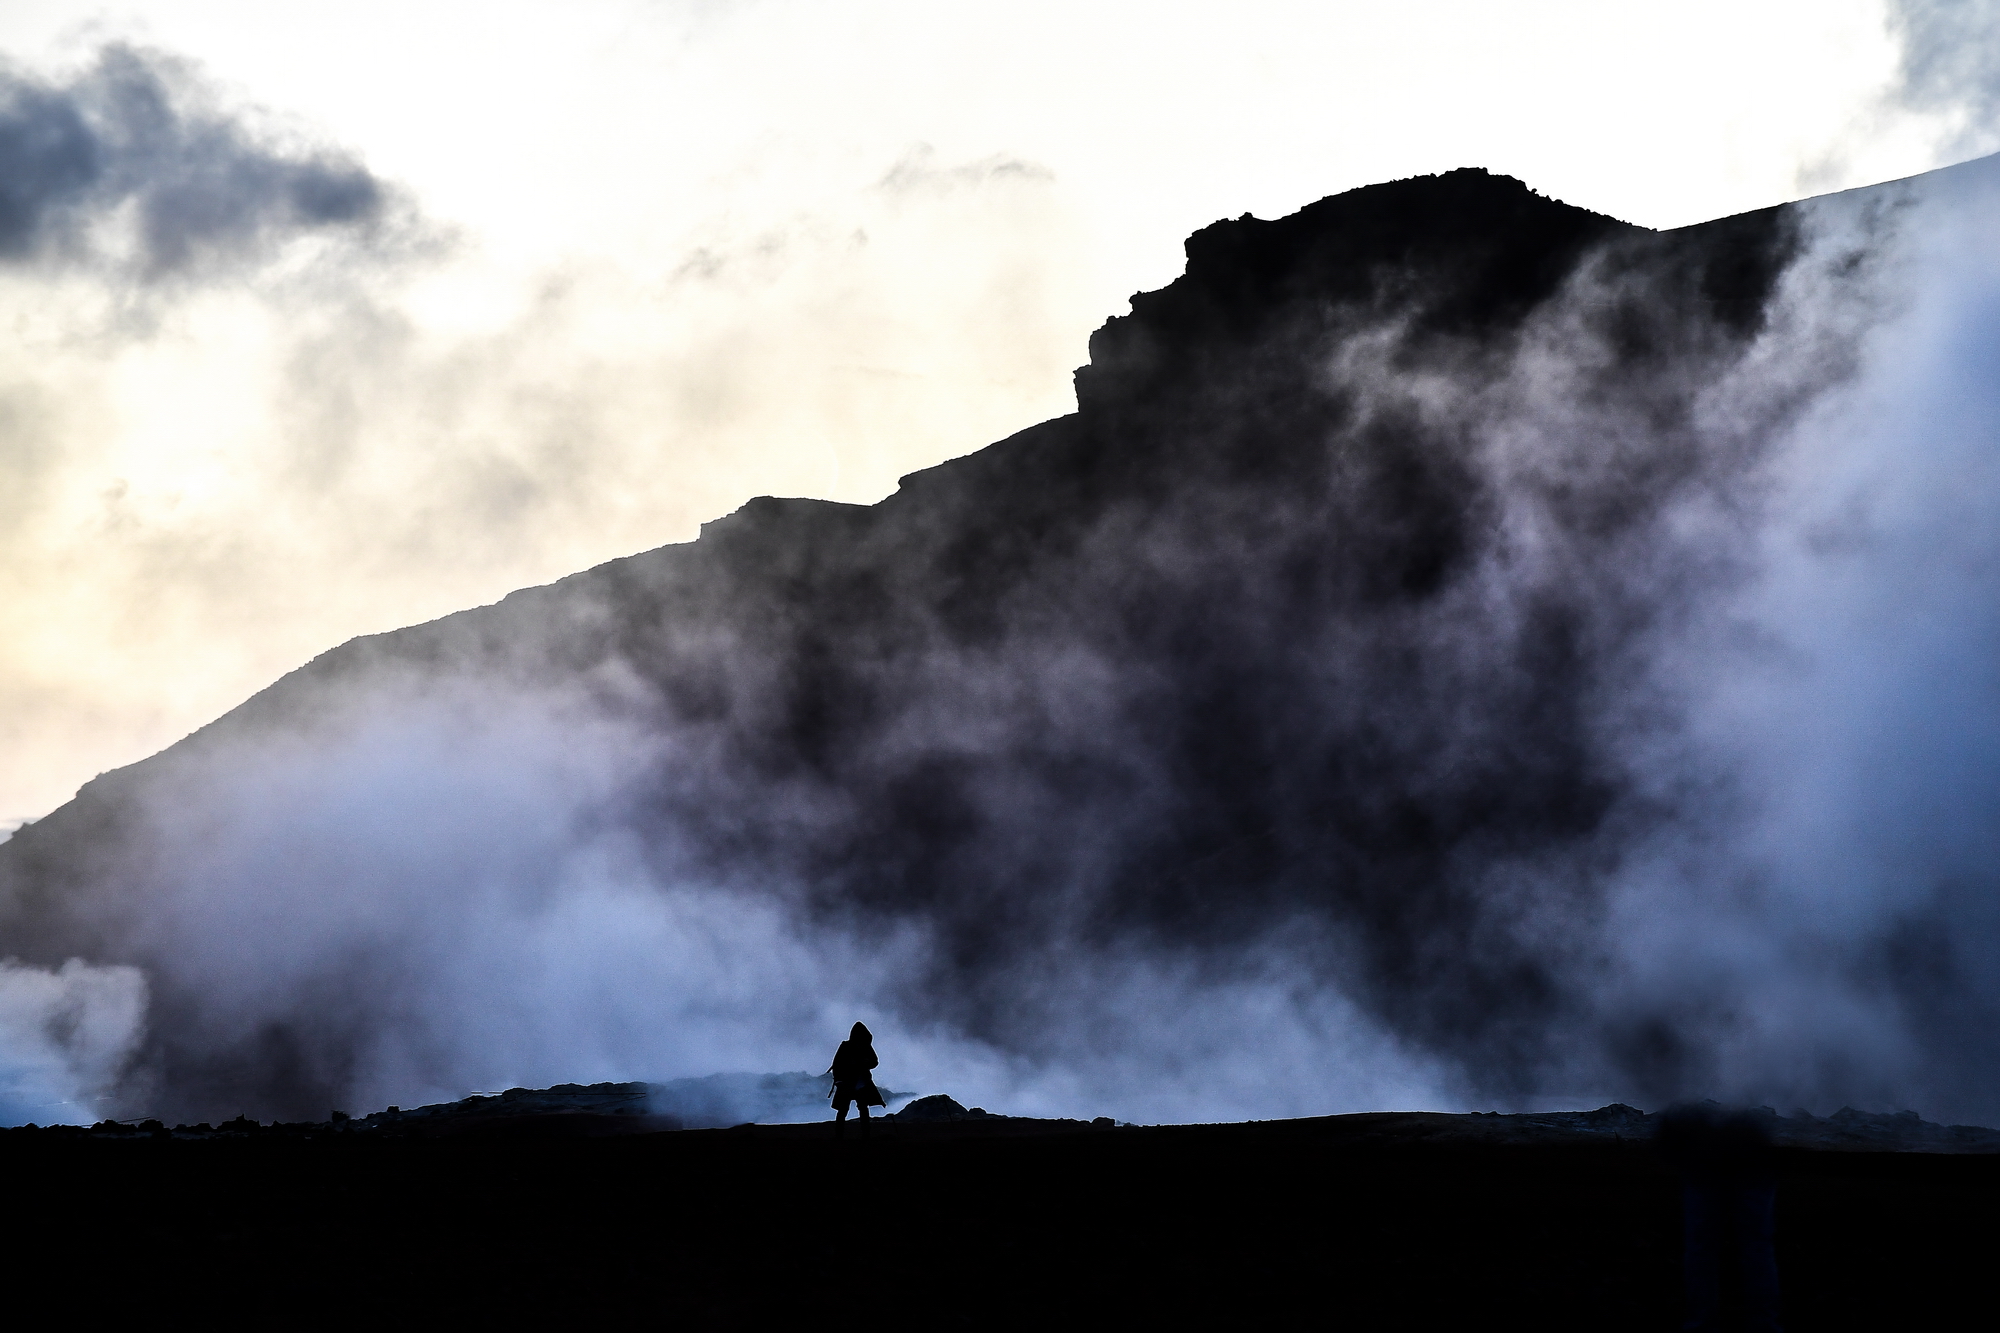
[76,1079,2000,1153]
[2,1113,1992,1331]
[4,158,2000,1125]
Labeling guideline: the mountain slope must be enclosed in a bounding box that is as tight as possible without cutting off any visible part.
[4,161,1997,1125]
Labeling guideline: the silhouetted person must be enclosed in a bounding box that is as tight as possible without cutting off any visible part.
[1659,1104,1782,1333]
[827,1021,883,1139]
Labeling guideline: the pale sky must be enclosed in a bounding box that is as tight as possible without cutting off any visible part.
[0,0,1991,825]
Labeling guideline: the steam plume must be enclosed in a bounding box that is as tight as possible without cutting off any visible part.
[3,161,1999,1127]
[1889,0,2000,160]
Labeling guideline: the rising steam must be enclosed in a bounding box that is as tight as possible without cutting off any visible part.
[3,160,2000,1127]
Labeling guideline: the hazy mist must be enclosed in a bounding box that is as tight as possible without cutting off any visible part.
[4,158,1999,1129]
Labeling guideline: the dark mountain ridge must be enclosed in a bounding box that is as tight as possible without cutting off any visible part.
[4,161,1991,1123]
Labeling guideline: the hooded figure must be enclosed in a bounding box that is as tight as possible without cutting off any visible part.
[827,1022,884,1138]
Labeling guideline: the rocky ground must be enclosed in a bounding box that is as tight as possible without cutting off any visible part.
[2,1093,1991,1328]
[45,1081,2000,1154]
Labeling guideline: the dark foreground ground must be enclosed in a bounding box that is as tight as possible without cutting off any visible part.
[4,1112,1989,1330]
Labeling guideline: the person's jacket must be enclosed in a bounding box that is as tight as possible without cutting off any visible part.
[830,1039,878,1083]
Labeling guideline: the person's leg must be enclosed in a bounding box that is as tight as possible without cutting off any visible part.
[857,1102,870,1139]
[834,1104,849,1139]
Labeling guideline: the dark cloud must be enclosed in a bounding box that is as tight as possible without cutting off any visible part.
[1889,0,2000,156]
[0,43,390,280]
